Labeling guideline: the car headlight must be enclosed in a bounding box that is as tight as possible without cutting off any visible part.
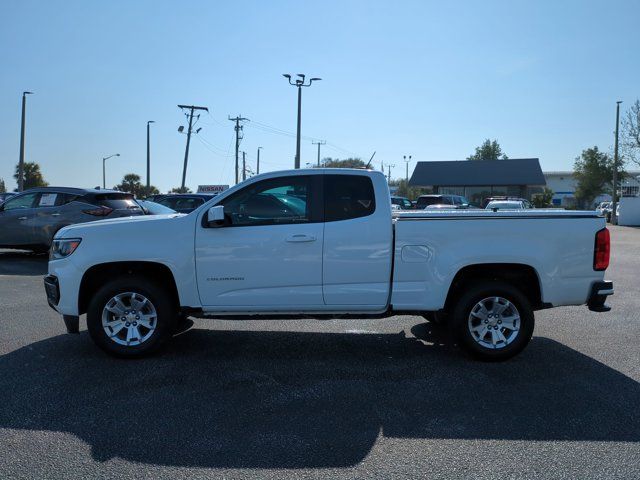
[50,238,82,260]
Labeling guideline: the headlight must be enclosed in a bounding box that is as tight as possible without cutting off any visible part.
[50,238,82,260]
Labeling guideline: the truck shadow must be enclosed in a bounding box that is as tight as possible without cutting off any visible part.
[0,250,48,276]
[0,324,638,469]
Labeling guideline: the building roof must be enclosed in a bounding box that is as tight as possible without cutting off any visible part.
[409,158,546,187]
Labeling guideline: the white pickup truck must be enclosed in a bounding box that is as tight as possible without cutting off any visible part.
[44,169,613,360]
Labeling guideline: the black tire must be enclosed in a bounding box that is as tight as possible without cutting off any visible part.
[451,280,534,361]
[87,275,176,358]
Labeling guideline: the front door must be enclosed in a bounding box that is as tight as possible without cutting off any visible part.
[0,192,40,247]
[195,175,324,310]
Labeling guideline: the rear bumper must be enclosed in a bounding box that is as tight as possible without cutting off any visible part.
[587,280,613,312]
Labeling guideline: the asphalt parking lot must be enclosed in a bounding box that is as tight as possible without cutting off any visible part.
[0,226,639,479]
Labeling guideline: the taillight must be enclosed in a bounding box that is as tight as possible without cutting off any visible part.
[594,228,610,271]
[83,206,113,217]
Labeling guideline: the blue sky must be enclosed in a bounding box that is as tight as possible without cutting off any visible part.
[1,0,638,192]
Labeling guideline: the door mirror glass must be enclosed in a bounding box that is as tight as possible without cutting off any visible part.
[207,205,226,227]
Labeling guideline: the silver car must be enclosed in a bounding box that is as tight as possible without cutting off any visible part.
[0,187,144,253]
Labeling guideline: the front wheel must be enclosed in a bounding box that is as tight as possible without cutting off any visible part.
[451,281,534,361]
[87,276,176,358]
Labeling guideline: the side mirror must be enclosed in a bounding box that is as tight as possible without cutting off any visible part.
[207,205,226,227]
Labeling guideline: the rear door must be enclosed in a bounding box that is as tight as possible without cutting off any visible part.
[322,174,393,308]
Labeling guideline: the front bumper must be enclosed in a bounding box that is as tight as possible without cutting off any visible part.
[43,274,80,334]
[587,280,613,312]
[44,275,60,308]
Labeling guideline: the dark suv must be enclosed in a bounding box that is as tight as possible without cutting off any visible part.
[415,194,471,209]
[0,187,144,252]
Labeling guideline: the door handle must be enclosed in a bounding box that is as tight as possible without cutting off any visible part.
[18,216,28,220]
[51,213,61,217]
[285,234,316,243]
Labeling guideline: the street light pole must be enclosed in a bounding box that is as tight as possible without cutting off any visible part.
[102,153,120,189]
[146,121,155,189]
[283,74,321,169]
[18,91,33,192]
[404,155,412,183]
[242,151,247,181]
[257,147,262,174]
[612,101,622,224]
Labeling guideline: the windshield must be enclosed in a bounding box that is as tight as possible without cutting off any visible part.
[486,201,522,209]
[416,196,443,207]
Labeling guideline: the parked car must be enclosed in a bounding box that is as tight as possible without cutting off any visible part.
[0,192,16,205]
[46,169,612,361]
[391,195,413,210]
[415,194,471,209]
[153,193,217,213]
[481,196,533,209]
[596,201,612,221]
[485,200,530,210]
[0,187,144,252]
[137,200,178,215]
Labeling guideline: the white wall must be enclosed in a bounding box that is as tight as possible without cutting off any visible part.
[618,197,640,226]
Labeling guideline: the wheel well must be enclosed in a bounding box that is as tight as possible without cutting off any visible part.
[443,263,543,312]
[78,261,180,315]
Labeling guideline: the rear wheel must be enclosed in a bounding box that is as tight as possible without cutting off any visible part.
[451,281,534,361]
[87,276,176,358]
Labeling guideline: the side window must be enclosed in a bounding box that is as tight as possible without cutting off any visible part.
[453,196,463,205]
[324,175,375,222]
[221,176,311,226]
[37,193,58,208]
[3,193,39,210]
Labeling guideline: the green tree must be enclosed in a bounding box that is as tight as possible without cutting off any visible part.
[622,99,640,167]
[114,173,145,196]
[467,139,508,161]
[389,179,422,200]
[573,146,621,208]
[170,186,192,194]
[13,162,48,190]
[531,187,554,208]
[138,185,160,198]
[320,157,366,168]
[0,178,5,194]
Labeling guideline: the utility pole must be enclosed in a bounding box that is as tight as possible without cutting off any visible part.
[146,121,155,189]
[312,140,326,167]
[612,100,623,224]
[229,115,249,184]
[387,164,395,184]
[403,155,412,183]
[18,91,33,192]
[282,74,321,169]
[242,151,247,181]
[178,104,208,190]
[257,147,262,174]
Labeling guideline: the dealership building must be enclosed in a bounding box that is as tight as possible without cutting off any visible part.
[408,158,546,205]
[544,170,640,207]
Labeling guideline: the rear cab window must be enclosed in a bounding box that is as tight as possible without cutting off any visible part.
[324,175,375,222]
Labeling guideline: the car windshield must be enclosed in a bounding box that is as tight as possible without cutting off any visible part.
[157,196,205,211]
[486,201,522,209]
[416,196,443,207]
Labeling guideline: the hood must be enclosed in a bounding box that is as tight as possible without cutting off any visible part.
[55,213,185,238]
